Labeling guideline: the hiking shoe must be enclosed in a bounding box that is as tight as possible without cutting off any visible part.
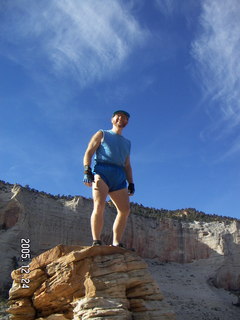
[111,243,125,248]
[92,240,102,246]
[111,243,135,251]
[115,243,125,248]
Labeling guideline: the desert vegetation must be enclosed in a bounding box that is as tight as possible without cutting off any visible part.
[1,180,238,224]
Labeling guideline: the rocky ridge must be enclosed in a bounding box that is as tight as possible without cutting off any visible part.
[8,245,176,320]
[0,181,240,296]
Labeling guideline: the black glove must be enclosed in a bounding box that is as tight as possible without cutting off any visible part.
[83,166,94,184]
[128,183,135,195]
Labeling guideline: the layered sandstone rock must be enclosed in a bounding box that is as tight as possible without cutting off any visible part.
[212,233,240,290]
[1,181,240,294]
[8,245,176,320]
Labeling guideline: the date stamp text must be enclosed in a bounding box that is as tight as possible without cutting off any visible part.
[20,238,31,289]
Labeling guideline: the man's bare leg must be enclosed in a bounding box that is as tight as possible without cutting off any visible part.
[109,188,130,246]
[91,175,109,242]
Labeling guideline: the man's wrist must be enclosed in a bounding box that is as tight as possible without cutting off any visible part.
[83,165,94,184]
[84,165,92,173]
[128,182,135,195]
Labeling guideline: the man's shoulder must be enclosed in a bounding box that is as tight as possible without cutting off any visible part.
[99,129,110,134]
[92,130,104,140]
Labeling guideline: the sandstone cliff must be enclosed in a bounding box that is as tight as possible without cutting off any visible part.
[8,245,176,320]
[0,181,240,295]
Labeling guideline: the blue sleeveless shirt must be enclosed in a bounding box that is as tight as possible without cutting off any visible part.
[94,130,131,167]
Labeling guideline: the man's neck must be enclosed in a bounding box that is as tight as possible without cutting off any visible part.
[111,126,123,135]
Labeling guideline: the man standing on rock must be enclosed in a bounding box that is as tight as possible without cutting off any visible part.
[83,110,135,247]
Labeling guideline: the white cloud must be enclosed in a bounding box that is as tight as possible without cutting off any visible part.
[155,0,198,20]
[155,0,176,16]
[0,0,147,86]
[192,0,240,153]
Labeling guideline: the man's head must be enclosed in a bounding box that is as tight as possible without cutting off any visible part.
[112,110,130,119]
[111,110,130,128]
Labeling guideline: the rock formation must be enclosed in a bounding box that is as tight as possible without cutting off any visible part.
[8,245,176,320]
[0,181,240,295]
[212,233,240,290]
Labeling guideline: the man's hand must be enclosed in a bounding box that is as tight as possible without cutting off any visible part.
[128,183,135,196]
[83,166,94,187]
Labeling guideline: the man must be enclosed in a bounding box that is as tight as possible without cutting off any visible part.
[83,110,135,247]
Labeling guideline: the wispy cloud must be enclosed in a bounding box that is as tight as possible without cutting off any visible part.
[0,0,147,86]
[155,0,176,16]
[191,0,240,155]
[155,0,199,19]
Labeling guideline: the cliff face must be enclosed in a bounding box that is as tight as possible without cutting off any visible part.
[0,181,240,294]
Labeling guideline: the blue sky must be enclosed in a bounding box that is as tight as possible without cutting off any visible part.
[0,0,240,219]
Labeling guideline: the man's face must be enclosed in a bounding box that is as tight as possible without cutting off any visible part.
[112,113,129,128]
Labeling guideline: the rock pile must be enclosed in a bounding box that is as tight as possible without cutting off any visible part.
[8,245,176,320]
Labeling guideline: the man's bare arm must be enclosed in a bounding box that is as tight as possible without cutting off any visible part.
[125,156,133,184]
[83,131,103,167]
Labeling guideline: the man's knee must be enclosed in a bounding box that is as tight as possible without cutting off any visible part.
[92,203,105,215]
[125,205,130,215]
[118,206,130,217]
